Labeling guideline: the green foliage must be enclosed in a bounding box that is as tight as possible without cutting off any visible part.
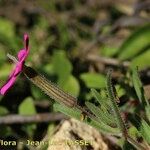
[131,67,150,126]
[19,97,36,115]
[91,88,110,109]
[131,114,150,146]
[80,73,106,88]
[54,83,121,135]
[117,24,150,60]
[128,126,141,139]
[0,49,6,65]
[31,84,48,100]
[0,64,13,79]
[0,126,13,137]
[52,51,72,86]
[88,118,120,135]
[54,71,126,136]
[19,97,37,138]
[0,17,20,51]
[85,101,117,127]
[62,75,80,97]
[145,106,150,122]
[51,50,80,96]
[101,45,118,57]
[131,48,150,69]
[131,68,150,146]
[0,1,150,149]
[89,70,149,149]
[115,85,126,98]
[0,18,15,37]
[57,21,71,49]
[54,102,120,135]
[0,106,9,115]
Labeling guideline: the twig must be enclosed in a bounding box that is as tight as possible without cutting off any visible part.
[87,54,130,67]
[0,113,67,124]
[34,100,51,108]
[134,1,150,15]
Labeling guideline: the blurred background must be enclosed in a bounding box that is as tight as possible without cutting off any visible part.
[0,0,150,150]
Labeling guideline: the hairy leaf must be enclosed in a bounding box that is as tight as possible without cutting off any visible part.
[91,88,111,110]
[88,118,120,135]
[85,102,117,127]
[53,103,81,120]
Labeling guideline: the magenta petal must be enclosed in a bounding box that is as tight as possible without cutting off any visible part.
[0,63,22,95]
[0,76,17,95]
[17,49,26,61]
[17,34,29,62]
[24,34,29,42]
[24,34,29,50]
[8,62,23,78]
[0,34,30,95]
[13,63,23,76]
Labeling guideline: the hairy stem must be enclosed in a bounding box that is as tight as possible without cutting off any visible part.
[106,69,127,138]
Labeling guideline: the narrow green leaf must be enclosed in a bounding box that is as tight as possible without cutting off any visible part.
[53,103,81,120]
[54,101,120,135]
[131,115,150,146]
[132,67,149,106]
[145,106,150,122]
[132,68,143,104]
[140,119,150,144]
[91,88,110,110]
[85,102,117,127]
[131,49,150,69]
[88,118,120,135]
[117,24,150,60]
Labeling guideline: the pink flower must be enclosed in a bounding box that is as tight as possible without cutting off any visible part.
[0,34,29,95]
